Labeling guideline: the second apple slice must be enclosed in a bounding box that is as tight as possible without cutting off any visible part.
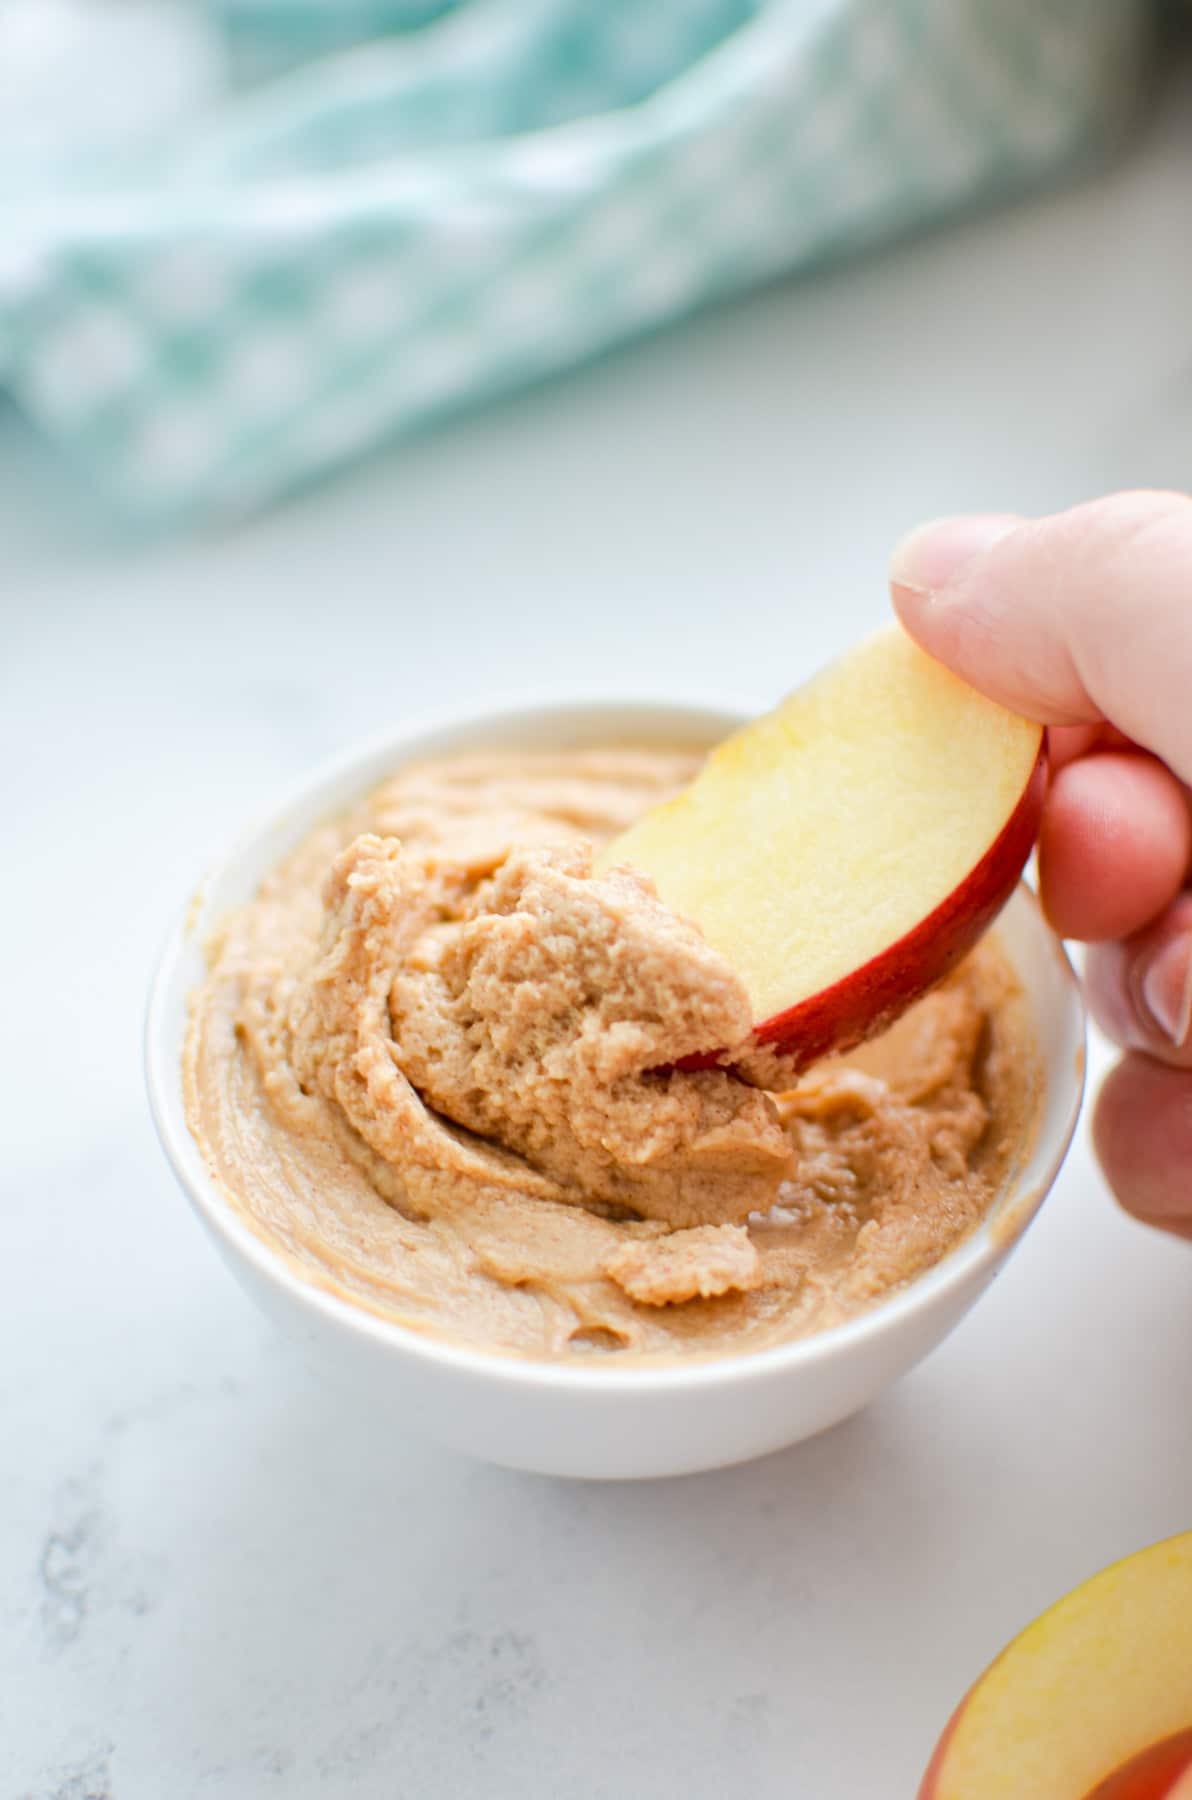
[598,626,1045,1071]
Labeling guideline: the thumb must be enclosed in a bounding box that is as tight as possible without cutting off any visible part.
[889,491,1192,786]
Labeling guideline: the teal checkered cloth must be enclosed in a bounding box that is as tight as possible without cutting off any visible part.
[0,0,1152,521]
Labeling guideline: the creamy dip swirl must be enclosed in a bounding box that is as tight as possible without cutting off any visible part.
[185,748,1038,1361]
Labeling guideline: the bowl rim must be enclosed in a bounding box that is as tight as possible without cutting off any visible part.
[145,690,1087,1396]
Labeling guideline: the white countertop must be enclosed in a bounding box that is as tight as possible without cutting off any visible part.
[5,51,1192,1800]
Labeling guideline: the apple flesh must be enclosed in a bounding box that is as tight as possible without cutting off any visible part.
[919,1532,1192,1800]
[599,626,1044,1070]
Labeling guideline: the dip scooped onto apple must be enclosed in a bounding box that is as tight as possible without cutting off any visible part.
[598,625,1045,1072]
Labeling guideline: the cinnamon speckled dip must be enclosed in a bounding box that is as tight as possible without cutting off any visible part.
[184,748,1039,1363]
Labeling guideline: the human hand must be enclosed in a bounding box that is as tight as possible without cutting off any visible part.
[889,491,1192,1241]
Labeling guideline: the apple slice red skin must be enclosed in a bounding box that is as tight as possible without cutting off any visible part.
[917,1679,971,1800]
[677,746,1047,1075]
[1083,1730,1192,1800]
[919,1716,1192,1800]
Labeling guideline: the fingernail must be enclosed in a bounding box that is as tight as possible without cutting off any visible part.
[1141,933,1192,1047]
[889,514,1021,598]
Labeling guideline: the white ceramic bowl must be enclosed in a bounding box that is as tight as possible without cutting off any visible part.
[146,699,1086,1480]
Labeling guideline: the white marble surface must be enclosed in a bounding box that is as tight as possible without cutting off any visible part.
[5,52,1192,1800]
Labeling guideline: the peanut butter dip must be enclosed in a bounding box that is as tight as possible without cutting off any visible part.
[184,747,1038,1363]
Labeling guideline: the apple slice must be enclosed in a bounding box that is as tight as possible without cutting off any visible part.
[919,1532,1192,1800]
[1085,1732,1192,1799]
[598,626,1044,1070]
